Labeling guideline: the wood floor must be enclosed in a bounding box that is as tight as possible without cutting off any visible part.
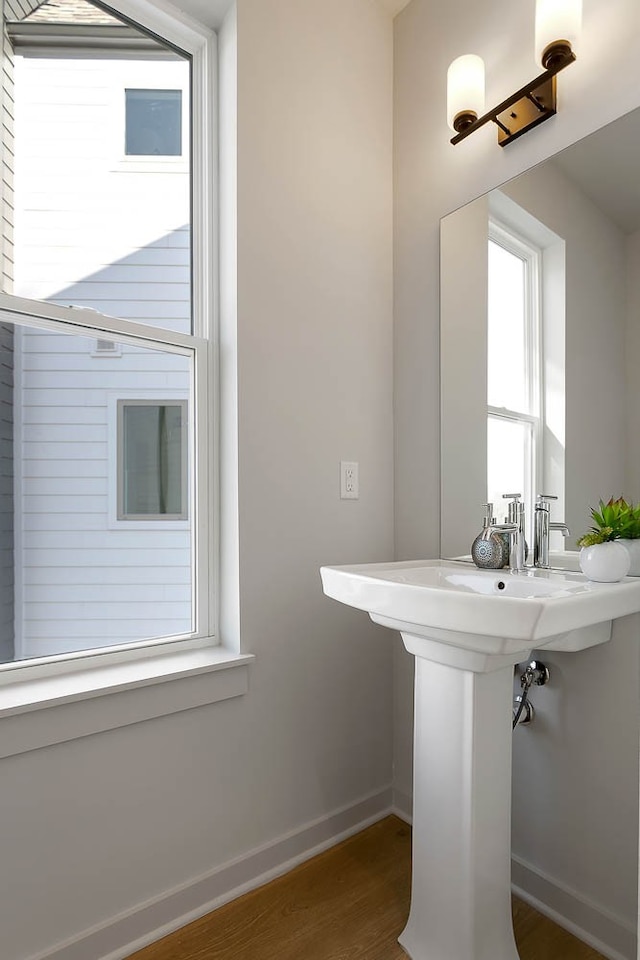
[126,816,606,960]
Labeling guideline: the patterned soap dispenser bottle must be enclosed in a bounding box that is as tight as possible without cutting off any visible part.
[471,503,509,569]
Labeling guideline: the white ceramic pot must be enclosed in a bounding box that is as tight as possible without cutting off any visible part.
[579,541,631,582]
[618,539,640,576]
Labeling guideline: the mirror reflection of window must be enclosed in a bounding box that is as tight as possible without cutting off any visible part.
[487,223,542,529]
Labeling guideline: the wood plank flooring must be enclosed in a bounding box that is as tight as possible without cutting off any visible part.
[126,816,607,960]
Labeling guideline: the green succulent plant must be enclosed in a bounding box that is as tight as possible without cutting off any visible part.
[577,497,640,547]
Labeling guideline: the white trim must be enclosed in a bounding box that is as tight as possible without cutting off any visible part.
[0,647,254,756]
[17,786,393,960]
[511,853,636,960]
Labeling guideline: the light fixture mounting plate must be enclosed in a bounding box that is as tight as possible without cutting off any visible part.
[496,76,557,146]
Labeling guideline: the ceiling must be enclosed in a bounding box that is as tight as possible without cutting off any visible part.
[552,107,640,234]
[172,0,412,29]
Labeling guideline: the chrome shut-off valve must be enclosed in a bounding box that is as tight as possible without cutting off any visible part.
[513,659,550,729]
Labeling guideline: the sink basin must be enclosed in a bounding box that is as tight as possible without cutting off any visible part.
[321,558,640,667]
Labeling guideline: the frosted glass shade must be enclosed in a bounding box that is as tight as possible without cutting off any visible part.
[535,0,581,63]
[447,55,485,132]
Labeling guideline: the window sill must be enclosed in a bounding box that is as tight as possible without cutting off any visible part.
[0,647,254,759]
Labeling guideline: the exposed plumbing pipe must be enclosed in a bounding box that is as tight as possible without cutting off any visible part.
[513,659,550,730]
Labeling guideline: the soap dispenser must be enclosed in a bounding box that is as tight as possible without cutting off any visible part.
[471,503,509,569]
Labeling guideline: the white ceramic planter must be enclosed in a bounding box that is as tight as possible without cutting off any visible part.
[618,539,640,576]
[579,541,631,582]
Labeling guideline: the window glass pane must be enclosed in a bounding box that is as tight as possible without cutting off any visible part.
[6,0,192,334]
[488,240,527,411]
[125,89,182,156]
[487,416,530,521]
[120,402,186,518]
[0,319,193,664]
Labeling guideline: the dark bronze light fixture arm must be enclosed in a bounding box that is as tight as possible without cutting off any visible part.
[451,48,576,147]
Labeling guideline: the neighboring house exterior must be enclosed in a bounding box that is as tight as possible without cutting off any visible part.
[1,0,192,660]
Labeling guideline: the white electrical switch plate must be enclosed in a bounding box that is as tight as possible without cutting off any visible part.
[340,461,359,499]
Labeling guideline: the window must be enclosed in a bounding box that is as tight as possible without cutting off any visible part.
[118,400,188,520]
[0,0,216,669]
[125,88,182,156]
[487,222,542,532]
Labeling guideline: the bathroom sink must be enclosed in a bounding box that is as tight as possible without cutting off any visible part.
[321,557,640,960]
[321,558,640,666]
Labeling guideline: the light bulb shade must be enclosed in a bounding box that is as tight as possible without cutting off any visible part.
[447,55,485,133]
[535,0,581,65]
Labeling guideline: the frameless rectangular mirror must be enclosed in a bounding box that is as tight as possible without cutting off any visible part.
[441,108,640,560]
[440,106,640,960]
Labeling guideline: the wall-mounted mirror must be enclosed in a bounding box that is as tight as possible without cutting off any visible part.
[440,108,640,960]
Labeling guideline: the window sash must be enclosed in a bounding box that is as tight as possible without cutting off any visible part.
[0,301,211,656]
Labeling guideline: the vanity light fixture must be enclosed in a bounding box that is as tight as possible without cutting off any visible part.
[448,0,581,147]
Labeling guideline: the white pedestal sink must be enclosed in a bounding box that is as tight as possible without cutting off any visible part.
[320,559,640,960]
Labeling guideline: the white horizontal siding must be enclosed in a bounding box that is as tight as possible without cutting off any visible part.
[26,281,189,301]
[22,443,106,460]
[26,583,190,603]
[24,566,191,586]
[22,476,108,496]
[25,548,190,567]
[26,602,190,621]
[24,531,189,550]
[23,514,114,532]
[23,459,107,478]
[23,424,108,444]
[23,621,191,644]
[21,262,190,283]
[23,496,107,514]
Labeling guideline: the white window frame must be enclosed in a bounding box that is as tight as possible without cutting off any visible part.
[0,0,252,752]
[487,220,543,534]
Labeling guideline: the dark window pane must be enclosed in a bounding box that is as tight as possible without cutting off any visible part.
[125,89,182,156]
[120,402,187,517]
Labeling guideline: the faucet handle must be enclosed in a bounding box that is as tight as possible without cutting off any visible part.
[536,494,558,510]
[503,493,524,524]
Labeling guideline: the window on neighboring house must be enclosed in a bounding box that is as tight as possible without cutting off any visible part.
[487,221,542,533]
[125,88,182,156]
[0,0,215,667]
[118,400,188,520]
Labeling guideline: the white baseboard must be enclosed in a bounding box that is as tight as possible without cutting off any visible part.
[26,785,394,960]
[511,854,637,960]
[391,787,412,824]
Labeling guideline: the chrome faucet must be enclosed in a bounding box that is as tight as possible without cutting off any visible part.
[533,494,571,569]
[482,493,527,573]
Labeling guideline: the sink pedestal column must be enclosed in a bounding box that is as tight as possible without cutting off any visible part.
[398,640,523,960]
